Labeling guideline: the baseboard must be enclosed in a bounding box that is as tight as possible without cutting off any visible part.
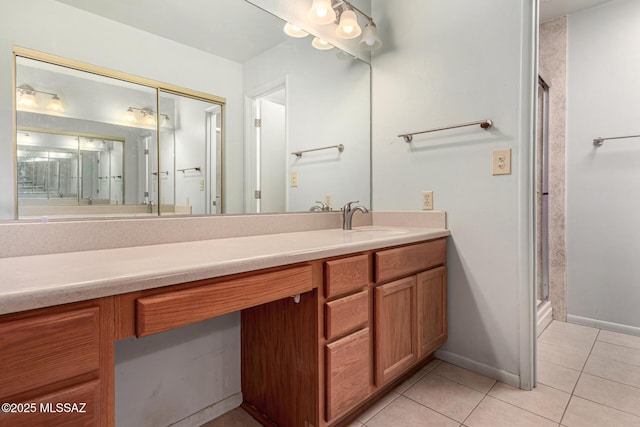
[169,392,243,427]
[434,349,521,389]
[567,315,640,337]
[537,301,553,337]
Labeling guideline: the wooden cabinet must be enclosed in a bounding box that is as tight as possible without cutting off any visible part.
[417,266,447,358]
[0,299,114,427]
[374,277,418,385]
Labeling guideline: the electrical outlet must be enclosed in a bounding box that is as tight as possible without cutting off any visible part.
[199,180,204,191]
[290,171,299,187]
[422,191,433,210]
[324,194,332,209]
[493,149,512,175]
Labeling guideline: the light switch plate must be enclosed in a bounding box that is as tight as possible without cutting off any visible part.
[493,149,512,175]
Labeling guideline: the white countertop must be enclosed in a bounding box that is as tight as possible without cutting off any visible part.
[0,225,450,315]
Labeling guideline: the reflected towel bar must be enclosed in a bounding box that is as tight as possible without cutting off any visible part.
[593,134,640,146]
[291,144,344,158]
[151,171,169,176]
[177,167,201,173]
[399,119,493,143]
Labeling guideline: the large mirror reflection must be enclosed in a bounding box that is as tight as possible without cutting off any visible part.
[9,0,371,220]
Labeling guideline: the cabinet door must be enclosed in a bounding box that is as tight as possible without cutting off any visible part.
[417,267,447,358]
[325,328,371,421]
[374,276,417,385]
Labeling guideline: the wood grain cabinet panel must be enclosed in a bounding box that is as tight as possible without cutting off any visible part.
[324,254,369,299]
[0,380,100,427]
[325,289,368,341]
[0,307,100,400]
[325,328,371,421]
[417,266,448,358]
[374,276,417,386]
[375,239,446,283]
[137,265,313,337]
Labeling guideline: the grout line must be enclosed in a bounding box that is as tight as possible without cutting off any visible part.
[461,393,489,425]
[400,394,464,425]
[486,392,566,425]
[568,394,640,421]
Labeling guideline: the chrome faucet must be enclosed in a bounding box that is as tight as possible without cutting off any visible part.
[309,201,330,212]
[342,201,368,230]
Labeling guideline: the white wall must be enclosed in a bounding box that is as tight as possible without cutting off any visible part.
[566,0,640,330]
[0,0,245,218]
[244,38,371,212]
[371,0,535,384]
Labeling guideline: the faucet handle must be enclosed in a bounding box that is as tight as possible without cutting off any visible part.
[342,200,360,212]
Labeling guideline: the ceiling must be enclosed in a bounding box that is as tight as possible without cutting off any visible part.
[540,0,616,22]
[54,0,288,64]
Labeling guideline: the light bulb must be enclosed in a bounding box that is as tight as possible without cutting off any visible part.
[307,0,336,25]
[124,107,137,123]
[47,94,64,112]
[336,9,361,39]
[358,21,382,50]
[17,85,38,108]
[283,23,309,38]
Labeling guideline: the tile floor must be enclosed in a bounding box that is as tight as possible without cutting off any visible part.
[205,321,640,426]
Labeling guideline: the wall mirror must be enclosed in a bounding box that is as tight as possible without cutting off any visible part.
[8,0,371,220]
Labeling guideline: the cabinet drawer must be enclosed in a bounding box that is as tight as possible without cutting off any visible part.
[375,239,446,283]
[137,265,313,337]
[0,307,100,399]
[324,254,369,299]
[325,328,371,421]
[325,289,368,341]
[0,380,100,427]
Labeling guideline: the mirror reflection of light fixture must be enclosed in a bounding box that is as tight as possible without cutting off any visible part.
[335,8,361,39]
[16,84,38,108]
[283,23,309,38]
[312,37,334,50]
[16,84,65,111]
[17,131,33,144]
[307,0,336,24]
[359,20,382,50]
[123,106,169,128]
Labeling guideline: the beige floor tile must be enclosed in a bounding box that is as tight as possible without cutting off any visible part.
[591,341,640,367]
[432,362,497,393]
[537,359,581,393]
[488,382,570,422]
[403,372,484,422]
[366,395,460,427]
[562,396,640,427]
[537,341,589,371]
[356,391,400,424]
[464,396,558,427]
[583,354,640,389]
[538,328,597,354]
[574,373,640,417]
[544,320,599,338]
[598,330,640,350]
[393,359,441,394]
[201,407,261,427]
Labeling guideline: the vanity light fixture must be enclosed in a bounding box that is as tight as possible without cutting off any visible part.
[141,108,157,126]
[312,37,334,50]
[123,107,137,123]
[283,23,309,38]
[305,0,382,50]
[16,84,64,111]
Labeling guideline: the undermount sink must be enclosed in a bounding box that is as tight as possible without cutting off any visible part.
[346,227,409,236]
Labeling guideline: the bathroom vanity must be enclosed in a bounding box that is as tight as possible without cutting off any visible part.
[0,216,449,427]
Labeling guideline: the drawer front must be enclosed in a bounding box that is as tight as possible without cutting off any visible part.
[324,254,369,299]
[375,239,446,283]
[0,307,100,399]
[0,380,100,427]
[137,265,313,337]
[325,328,371,421]
[325,289,368,341]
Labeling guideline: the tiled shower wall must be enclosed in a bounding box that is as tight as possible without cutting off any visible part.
[539,17,567,321]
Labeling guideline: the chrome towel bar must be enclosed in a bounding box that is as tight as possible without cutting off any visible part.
[177,167,201,173]
[593,134,640,146]
[399,119,493,143]
[291,144,344,157]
